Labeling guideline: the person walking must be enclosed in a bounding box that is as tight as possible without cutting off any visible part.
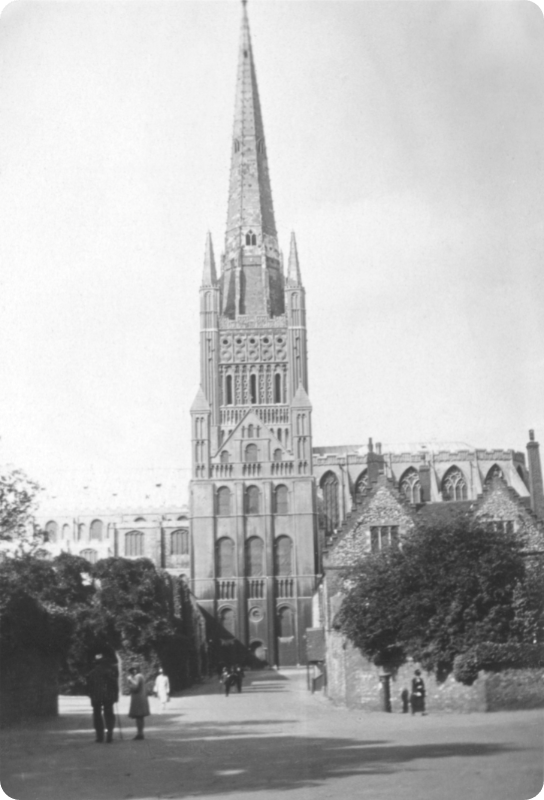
[410,669,426,715]
[127,665,150,740]
[153,667,170,712]
[86,653,119,743]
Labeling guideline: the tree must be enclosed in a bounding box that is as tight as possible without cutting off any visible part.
[337,514,537,679]
[0,467,45,554]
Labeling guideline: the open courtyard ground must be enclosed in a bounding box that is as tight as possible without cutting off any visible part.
[1,668,542,800]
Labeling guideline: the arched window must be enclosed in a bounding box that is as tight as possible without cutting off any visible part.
[485,464,504,485]
[247,424,254,438]
[399,469,421,504]
[220,451,230,464]
[274,373,282,404]
[245,444,258,462]
[274,536,293,575]
[90,519,103,541]
[442,467,468,501]
[45,521,58,543]
[216,537,235,578]
[171,529,189,556]
[217,487,232,516]
[274,485,289,515]
[226,374,233,405]
[62,523,71,540]
[321,472,339,535]
[277,429,282,443]
[80,548,98,565]
[250,374,257,404]
[125,531,144,557]
[277,606,294,637]
[273,448,282,462]
[245,537,264,577]
[220,607,236,635]
[246,485,260,515]
[77,523,86,542]
[354,471,368,500]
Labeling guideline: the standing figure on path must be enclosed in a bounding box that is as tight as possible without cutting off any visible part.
[400,688,410,713]
[153,667,170,712]
[86,653,119,743]
[221,666,238,697]
[127,665,150,739]
[410,669,426,715]
[233,664,245,693]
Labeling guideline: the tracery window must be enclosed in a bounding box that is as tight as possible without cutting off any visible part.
[125,531,144,557]
[217,487,232,516]
[399,468,421,504]
[171,529,189,556]
[370,526,399,552]
[245,537,264,577]
[245,231,257,246]
[246,486,260,515]
[216,537,235,578]
[274,485,288,515]
[274,536,293,576]
[441,467,468,501]
[321,472,339,535]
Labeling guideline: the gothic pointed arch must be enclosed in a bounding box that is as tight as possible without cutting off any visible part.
[485,464,504,485]
[399,468,422,504]
[354,470,368,501]
[441,466,468,501]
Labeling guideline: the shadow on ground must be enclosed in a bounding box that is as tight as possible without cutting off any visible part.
[1,711,522,800]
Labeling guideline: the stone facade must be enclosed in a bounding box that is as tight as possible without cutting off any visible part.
[189,5,317,667]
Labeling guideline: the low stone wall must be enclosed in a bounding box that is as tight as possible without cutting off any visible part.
[325,633,544,713]
[485,669,544,711]
[0,649,59,726]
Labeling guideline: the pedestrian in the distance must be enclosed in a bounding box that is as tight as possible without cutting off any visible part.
[400,688,410,713]
[410,669,426,715]
[86,653,119,743]
[127,665,150,739]
[153,667,170,712]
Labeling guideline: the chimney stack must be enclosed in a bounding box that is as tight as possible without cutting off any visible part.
[527,429,544,519]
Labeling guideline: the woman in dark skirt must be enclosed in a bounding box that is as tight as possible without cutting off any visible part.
[410,669,426,715]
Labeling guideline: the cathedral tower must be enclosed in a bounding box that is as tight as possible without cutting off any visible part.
[190,2,317,666]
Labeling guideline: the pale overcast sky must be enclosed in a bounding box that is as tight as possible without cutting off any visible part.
[1,1,543,496]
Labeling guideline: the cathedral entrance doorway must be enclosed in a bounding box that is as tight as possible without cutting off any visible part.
[276,606,297,666]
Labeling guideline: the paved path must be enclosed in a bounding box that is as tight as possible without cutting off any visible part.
[1,668,542,800]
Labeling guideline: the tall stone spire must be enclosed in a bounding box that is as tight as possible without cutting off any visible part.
[201,231,217,287]
[222,1,283,318]
[225,1,277,256]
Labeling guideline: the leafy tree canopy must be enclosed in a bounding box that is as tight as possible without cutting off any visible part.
[0,467,45,553]
[337,514,539,679]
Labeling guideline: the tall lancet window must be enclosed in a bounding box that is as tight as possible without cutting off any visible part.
[250,374,257,404]
[274,373,282,404]
[226,374,233,405]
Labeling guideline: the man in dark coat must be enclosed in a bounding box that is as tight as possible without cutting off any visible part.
[86,654,119,743]
[410,669,426,715]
